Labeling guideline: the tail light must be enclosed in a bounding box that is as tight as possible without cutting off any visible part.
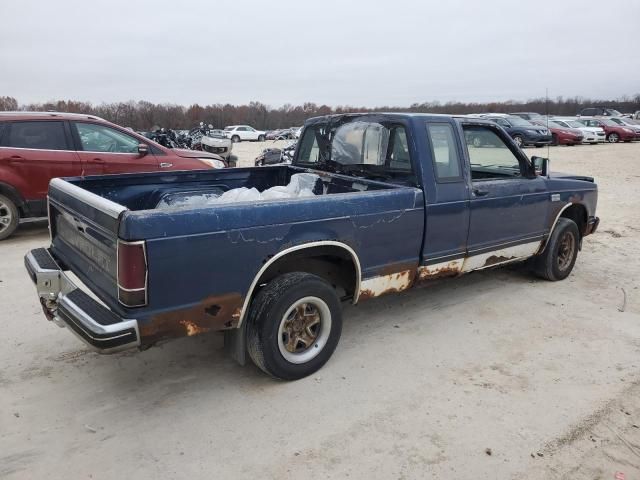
[117,240,148,307]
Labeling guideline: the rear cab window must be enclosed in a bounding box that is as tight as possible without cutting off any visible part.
[1,121,69,150]
[296,118,416,184]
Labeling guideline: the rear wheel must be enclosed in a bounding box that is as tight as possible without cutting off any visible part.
[247,272,342,380]
[0,194,19,241]
[472,136,483,147]
[533,218,579,281]
[607,132,619,143]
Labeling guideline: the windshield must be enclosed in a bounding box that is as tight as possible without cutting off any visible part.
[296,119,416,183]
[224,127,234,131]
[507,117,534,127]
[566,120,584,128]
[606,109,622,116]
[601,119,618,127]
[547,121,565,129]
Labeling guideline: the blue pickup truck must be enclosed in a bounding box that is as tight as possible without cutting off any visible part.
[25,113,599,380]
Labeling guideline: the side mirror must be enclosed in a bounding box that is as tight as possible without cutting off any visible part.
[138,143,149,155]
[531,156,549,177]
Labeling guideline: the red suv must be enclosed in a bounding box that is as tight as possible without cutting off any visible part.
[577,117,636,143]
[0,112,228,239]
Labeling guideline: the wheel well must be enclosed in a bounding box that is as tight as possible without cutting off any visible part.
[255,246,358,301]
[0,182,25,215]
[560,204,587,236]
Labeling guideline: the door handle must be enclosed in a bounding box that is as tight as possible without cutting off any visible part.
[6,155,24,164]
[159,162,173,168]
[88,158,105,164]
[473,188,489,197]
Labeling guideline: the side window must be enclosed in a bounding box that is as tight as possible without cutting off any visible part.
[464,125,523,180]
[75,123,139,153]
[388,126,411,171]
[495,118,510,128]
[298,128,321,163]
[3,121,68,150]
[426,123,461,181]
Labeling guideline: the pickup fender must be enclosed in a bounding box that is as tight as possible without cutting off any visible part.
[237,240,362,328]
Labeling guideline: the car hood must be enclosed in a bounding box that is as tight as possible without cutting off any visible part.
[173,148,222,160]
[549,171,594,183]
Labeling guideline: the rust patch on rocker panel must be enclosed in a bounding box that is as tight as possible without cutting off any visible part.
[140,292,243,345]
[416,261,462,282]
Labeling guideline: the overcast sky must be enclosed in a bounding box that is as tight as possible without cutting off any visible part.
[1,0,639,107]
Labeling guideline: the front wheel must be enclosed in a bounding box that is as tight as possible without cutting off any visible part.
[607,133,619,143]
[257,134,265,142]
[533,218,579,281]
[0,194,20,240]
[231,135,240,143]
[513,135,524,147]
[247,272,342,380]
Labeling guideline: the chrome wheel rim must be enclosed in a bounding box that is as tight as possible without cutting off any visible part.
[557,231,576,271]
[608,134,618,143]
[277,296,331,364]
[472,136,482,147]
[0,199,13,233]
[514,136,523,146]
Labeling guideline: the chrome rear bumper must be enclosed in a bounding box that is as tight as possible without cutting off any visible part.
[25,248,140,353]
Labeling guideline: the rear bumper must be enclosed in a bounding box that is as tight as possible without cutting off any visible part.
[24,248,140,353]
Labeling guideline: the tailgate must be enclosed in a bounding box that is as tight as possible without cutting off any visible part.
[48,178,127,310]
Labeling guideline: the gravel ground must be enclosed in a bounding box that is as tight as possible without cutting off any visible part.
[1,142,639,480]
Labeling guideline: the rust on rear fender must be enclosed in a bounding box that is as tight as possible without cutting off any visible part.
[139,292,243,345]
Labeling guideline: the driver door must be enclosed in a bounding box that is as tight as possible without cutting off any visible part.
[72,122,159,175]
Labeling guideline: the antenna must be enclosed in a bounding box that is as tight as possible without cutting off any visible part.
[546,87,550,161]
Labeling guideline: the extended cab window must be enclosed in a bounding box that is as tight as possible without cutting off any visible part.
[463,125,523,180]
[2,121,68,150]
[426,123,461,181]
[296,120,414,183]
[75,123,139,153]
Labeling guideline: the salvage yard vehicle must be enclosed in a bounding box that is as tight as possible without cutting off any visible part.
[552,118,605,144]
[530,119,583,146]
[25,113,599,380]
[224,125,266,143]
[577,117,636,143]
[480,115,552,147]
[0,112,229,240]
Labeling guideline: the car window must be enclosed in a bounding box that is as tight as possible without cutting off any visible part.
[75,122,139,153]
[388,126,411,171]
[610,118,624,125]
[246,127,255,132]
[2,121,68,150]
[298,128,321,163]
[495,118,510,127]
[427,123,461,181]
[463,125,523,180]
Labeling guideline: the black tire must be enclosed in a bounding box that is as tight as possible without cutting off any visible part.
[231,135,240,143]
[227,155,238,168]
[0,194,20,241]
[607,133,619,143]
[247,272,342,380]
[533,218,579,281]
[258,135,265,142]
[551,134,559,146]
[513,135,524,148]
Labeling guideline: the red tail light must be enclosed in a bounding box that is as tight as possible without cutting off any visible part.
[117,240,148,307]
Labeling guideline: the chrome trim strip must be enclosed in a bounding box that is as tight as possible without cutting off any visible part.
[237,241,362,328]
[49,178,127,219]
[0,146,78,153]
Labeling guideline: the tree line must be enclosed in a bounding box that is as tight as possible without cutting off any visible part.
[1,95,639,131]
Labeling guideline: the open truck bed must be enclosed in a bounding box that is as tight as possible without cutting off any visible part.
[27,164,424,354]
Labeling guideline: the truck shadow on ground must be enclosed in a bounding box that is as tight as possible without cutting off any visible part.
[49,263,536,403]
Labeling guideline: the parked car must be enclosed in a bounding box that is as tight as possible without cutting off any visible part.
[577,107,623,117]
[576,117,636,143]
[607,117,640,139]
[511,112,544,121]
[199,130,234,161]
[265,129,295,140]
[293,126,303,139]
[25,113,599,380]
[480,115,552,147]
[530,120,583,146]
[0,111,228,240]
[223,125,266,143]
[551,118,605,144]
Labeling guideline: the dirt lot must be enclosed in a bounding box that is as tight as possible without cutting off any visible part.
[1,142,639,480]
